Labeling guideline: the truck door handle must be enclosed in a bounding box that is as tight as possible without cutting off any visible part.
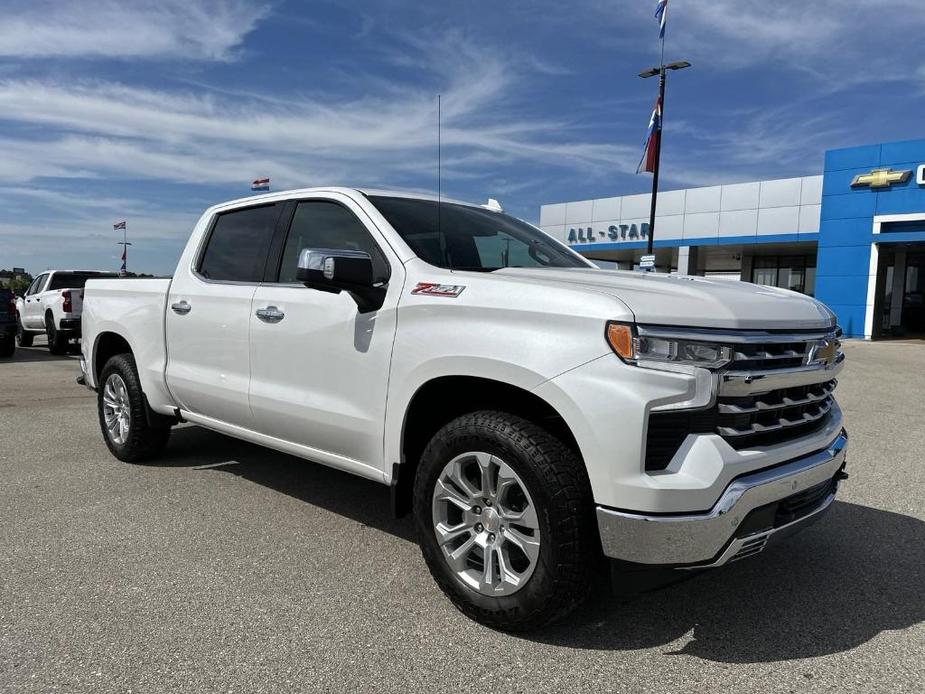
[255,306,285,323]
[171,300,191,315]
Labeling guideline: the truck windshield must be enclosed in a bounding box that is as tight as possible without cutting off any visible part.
[48,272,119,290]
[368,195,587,271]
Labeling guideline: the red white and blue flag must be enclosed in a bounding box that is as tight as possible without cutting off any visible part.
[655,0,668,39]
[251,177,270,192]
[113,220,126,230]
[636,96,661,174]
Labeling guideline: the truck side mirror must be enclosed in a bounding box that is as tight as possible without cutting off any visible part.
[297,248,385,313]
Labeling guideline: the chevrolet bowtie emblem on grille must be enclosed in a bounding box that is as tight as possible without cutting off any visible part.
[806,339,837,366]
[850,168,912,189]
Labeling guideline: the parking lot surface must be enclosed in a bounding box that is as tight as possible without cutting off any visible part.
[1,339,923,693]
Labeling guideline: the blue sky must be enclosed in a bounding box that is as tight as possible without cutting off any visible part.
[1,0,923,275]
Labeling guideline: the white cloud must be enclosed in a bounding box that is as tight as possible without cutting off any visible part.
[656,0,924,79]
[0,33,639,190]
[0,0,270,61]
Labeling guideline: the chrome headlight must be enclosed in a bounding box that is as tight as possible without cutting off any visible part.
[606,322,733,370]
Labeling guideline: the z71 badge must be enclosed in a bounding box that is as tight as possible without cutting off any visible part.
[411,282,466,297]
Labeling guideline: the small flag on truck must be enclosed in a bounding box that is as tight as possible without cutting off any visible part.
[251,177,270,192]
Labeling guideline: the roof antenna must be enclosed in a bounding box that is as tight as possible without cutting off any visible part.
[437,93,442,243]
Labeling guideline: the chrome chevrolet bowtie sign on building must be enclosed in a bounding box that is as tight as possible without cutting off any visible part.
[850,165,925,189]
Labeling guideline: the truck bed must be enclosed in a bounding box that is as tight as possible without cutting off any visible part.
[81,279,173,410]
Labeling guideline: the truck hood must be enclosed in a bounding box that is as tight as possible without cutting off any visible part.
[492,268,836,331]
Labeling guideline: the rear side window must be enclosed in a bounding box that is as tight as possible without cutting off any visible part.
[48,273,118,291]
[198,204,280,282]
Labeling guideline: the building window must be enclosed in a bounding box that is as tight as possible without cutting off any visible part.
[751,255,816,296]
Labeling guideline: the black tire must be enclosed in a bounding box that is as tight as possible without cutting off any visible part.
[97,353,171,463]
[16,316,33,347]
[46,314,67,355]
[0,336,14,358]
[413,410,599,631]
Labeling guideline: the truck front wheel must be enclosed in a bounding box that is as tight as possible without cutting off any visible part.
[413,411,598,631]
[97,354,171,463]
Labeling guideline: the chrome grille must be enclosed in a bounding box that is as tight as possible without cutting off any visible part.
[729,342,808,370]
[716,380,836,440]
[643,327,843,471]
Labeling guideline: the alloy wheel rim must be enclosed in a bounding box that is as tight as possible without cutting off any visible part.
[431,451,541,596]
[102,374,131,445]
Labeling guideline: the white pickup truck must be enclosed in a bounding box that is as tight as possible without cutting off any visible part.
[16,270,118,353]
[79,188,848,630]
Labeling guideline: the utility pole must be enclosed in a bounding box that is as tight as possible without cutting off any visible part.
[639,59,690,257]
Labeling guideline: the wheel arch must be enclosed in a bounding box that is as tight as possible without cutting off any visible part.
[92,331,134,384]
[392,374,583,517]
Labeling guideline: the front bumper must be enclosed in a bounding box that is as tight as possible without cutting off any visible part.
[596,430,848,567]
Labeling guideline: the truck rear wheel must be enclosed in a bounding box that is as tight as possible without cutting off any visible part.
[46,314,67,355]
[97,354,171,463]
[413,410,598,631]
[0,336,14,358]
[16,316,33,347]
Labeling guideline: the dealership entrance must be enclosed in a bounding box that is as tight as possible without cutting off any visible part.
[873,245,925,338]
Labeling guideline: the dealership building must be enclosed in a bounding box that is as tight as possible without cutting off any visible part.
[539,138,925,339]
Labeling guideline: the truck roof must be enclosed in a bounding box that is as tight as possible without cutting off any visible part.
[209,187,484,213]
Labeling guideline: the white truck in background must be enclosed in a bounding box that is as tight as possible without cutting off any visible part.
[16,270,118,353]
[78,188,849,631]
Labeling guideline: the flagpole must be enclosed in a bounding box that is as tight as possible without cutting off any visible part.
[645,19,669,258]
[116,222,131,276]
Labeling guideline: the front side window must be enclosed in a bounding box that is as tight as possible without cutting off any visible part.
[28,275,47,295]
[278,200,389,283]
[198,204,280,282]
[368,195,587,271]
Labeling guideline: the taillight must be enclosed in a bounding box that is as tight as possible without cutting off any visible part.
[7,297,14,314]
[62,290,72,313]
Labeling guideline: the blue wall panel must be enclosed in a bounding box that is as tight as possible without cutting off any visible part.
[822,303,867,338]
[814,276,869,307]
[816,245,872,277]
[879,139,925,164]
[824,144,880,172]
[817,138,925,337]
[817,218,875,247]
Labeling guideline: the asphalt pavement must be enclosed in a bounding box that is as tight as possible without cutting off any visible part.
[0,338,923,693]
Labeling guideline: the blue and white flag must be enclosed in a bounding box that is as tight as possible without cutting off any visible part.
[655,0,668,39]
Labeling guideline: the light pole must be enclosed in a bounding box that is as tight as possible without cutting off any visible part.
[639,60,691,257]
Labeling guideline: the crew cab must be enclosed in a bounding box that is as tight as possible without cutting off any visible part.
[79,188,848,630]
[17,270,118,353]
